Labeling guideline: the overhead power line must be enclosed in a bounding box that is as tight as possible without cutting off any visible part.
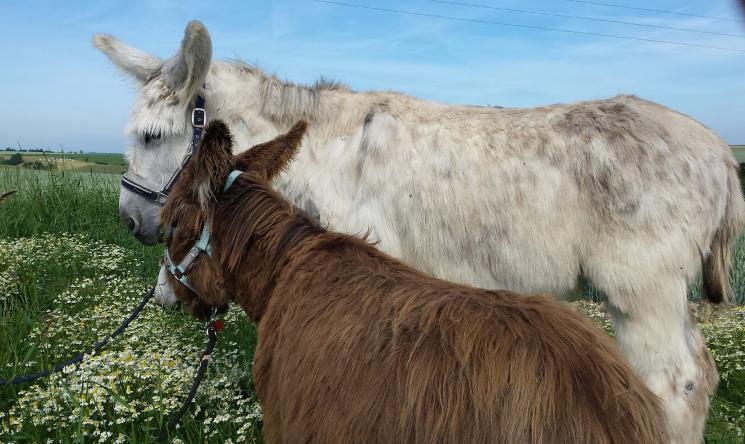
[560,0,745,24]
[425,0,745,39]
[311,0,745,53]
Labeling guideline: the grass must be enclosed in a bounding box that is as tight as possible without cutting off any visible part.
[0,167,744,442]
[0,167,120,238]
[0,236,261,443]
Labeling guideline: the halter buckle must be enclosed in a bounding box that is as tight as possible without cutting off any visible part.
[156,192,169,205]
[192,108,206,128]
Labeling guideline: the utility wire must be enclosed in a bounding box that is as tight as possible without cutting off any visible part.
[312,0,745,53]
[560,0,745,24]
[425,0,745,39]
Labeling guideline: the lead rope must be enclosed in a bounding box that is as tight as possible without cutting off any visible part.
[159,313,223,442]
[0,283,224,439]
[0,286,155,386]
[1,284,226,443]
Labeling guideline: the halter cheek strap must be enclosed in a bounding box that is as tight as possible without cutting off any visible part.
[164,170,244,296]
[164,222,212,294]
[121,95,206,205]
[224,170,243,191]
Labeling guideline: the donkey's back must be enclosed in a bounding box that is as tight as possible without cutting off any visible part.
[254,235,667,444]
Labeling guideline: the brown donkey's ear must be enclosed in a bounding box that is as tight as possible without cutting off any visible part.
[233,121,308,180]
[188,120,234,209]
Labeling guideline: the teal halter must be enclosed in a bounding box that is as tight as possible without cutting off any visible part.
[164,170,243,294]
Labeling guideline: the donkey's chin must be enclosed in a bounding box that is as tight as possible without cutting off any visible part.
[187,300,229,322]
[154,265,180,306]
[154,282,181,307]
[134,228,161,246]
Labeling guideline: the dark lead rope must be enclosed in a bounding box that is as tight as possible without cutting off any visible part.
[159,320,219,442]
[1,283,222,442]
[0,286,155,386]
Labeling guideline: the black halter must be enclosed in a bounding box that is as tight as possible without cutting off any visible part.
[120,95,206,205]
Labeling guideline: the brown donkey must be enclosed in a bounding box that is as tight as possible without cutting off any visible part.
[162,120,667,443]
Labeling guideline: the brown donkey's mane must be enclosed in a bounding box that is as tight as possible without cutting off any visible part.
[213,177,326,319]
[216,178,324,275]
[162,120,667,443]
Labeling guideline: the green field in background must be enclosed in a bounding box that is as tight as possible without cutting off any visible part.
[0,151,127,174]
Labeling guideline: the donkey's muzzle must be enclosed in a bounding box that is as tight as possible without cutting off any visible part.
[119,205,160,245]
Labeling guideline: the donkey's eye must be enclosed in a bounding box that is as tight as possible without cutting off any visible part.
[143,131,162,144]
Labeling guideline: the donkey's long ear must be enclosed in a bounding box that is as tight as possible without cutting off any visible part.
[162,21,212,103]
[234,121,308,181]
[188,120,234,210]
[92,34,162,82]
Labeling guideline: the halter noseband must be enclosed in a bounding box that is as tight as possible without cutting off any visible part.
[164,170,243,295]
[120,95,207,205]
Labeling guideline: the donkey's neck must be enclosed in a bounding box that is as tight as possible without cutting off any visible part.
[213,177,324,321]
[207,61,369,226]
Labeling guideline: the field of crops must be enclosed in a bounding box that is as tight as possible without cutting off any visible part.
[0,152,127,175]
[0,166,744,442]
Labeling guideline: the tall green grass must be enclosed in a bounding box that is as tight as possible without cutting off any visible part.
[0,166,160,278]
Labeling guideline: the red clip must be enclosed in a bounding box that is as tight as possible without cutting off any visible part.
[213,319,225,331]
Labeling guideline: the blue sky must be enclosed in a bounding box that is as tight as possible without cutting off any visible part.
[1,0,744,152]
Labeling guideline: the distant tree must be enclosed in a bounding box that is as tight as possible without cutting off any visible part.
[2,153,23,165]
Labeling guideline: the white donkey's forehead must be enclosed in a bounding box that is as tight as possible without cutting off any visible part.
[125,78,189,139]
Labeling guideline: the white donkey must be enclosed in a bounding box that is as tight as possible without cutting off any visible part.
[94,21,743,443]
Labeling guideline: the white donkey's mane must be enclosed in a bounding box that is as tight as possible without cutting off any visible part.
[230,60,349,119]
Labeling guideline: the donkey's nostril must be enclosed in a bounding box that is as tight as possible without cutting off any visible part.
[125,217,137,232]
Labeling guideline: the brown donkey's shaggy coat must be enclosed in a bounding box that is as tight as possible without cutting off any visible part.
[162,120,667,443]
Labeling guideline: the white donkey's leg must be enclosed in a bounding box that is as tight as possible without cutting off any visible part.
[591,269,717,444]
[154,264,179,306]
